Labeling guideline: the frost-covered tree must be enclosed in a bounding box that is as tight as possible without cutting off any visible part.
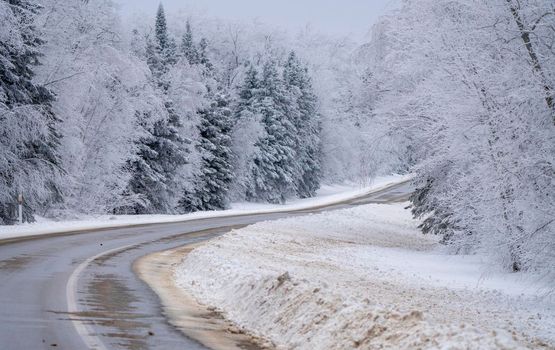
[116,111,164,215]
[283,51,321,198]
[368,0,555,275]
[229,65,263,200]
[198,38,213,73]
[181,20,199,65]
[35,0,161,214]
[129,5,190,214]
[155,4,169,52]
[0,0,62,224]
[247,60,298,204]
[178,93,234,212]
[150,4,178,77]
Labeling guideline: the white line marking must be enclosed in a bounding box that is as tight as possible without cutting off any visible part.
[66,244,135,350]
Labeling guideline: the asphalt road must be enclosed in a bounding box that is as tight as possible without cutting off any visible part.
[0,181,412,350]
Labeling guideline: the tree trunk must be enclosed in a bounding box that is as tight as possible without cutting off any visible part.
[506,0,554,124]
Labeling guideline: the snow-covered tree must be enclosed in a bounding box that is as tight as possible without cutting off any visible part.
[247,60,298,204]
[127,5,190,214]
[177,93,234,212]
[34,0,156,214]
[181,20,199,65]
[368,0,555,275]
[229,64,263,200]
[0,0,62,224]
[283,51,321,198]
[198,38,213,73]
[155,4,169,52]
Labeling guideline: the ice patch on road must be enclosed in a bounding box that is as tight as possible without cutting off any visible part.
[176,203,554,349]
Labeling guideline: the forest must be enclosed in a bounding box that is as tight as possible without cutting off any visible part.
[1,0,554,277]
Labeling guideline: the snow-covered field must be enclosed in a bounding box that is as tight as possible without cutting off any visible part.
[0,175,409,241]
[176,203,555,349]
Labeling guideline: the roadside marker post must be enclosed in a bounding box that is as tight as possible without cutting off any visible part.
[17,193,23,224]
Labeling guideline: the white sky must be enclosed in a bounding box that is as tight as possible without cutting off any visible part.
[115,0,399,38]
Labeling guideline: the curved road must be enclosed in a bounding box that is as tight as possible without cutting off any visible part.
[0,181,412,350]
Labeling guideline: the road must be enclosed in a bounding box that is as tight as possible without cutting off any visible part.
[0,181,412,350]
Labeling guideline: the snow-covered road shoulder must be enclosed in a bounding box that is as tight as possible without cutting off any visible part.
[176,203,554,349]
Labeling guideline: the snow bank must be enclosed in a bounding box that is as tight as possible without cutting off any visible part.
[0,175,409,241]
[176,203,554,349]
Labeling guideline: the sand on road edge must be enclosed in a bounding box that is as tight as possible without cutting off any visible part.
[133,239,271,350]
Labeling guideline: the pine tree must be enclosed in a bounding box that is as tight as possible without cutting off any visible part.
[0,0,62,224]
[247,60,298,204]
[283,51,321,198]
[178,93,234,212]
[181,20,199,65]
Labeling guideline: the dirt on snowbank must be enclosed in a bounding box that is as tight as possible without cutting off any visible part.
[134,240,270,350]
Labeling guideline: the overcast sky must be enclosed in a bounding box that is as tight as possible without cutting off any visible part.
[116,0,398,38]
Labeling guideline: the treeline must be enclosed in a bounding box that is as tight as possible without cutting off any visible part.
[0,1,320,224]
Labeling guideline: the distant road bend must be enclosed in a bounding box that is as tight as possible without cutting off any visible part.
[0,180,412,350]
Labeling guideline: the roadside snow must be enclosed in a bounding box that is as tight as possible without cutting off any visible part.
[0,175,409,241]
[176,203,555,350]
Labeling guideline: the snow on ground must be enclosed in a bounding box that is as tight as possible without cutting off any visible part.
[176,203,555,350]
[0,175,409,241]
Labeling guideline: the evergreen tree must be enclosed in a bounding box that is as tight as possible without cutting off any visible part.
[0,0,62,224]
[178,93,234,212]
[155,3,169,52]
[150,4,178,75]
[283,52,322,198]
[121,3,188,214]
[146,38,165,79]
[247,60,298,204]
[181,20,199,65]
[119,102,187,214]
[228,64,261,199]
[236,65,260,114]
[164,37,178,66]
[198,38,213,73]
[116,112,166,214]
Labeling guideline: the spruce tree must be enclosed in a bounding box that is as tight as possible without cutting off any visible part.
[198,38,213,73]
[164,37,178,66]
[0,0,62,224]
[236,65,260,115]
[146,38,165,79]
[150,4,178,75]
[228,64,261,199]
[121,3,187,214]
[283,51,321,198]
[247,60,297,204]
[181,20,199,65]
[117,112,166,214]
[178,93,234,212]
[155,4,169,52]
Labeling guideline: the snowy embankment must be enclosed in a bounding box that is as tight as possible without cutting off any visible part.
[176,203,554,349]
[0,175,408,241]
